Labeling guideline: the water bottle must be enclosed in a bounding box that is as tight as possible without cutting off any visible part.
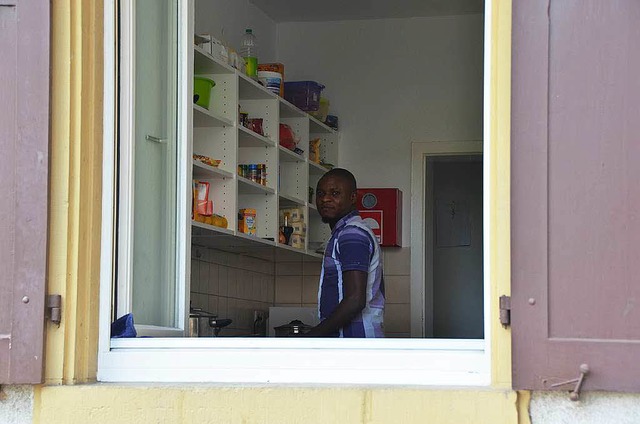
[241,28,258,79]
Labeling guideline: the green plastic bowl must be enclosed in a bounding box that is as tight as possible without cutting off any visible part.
[193,77,216,109]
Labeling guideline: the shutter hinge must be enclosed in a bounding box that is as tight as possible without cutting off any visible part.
[499,295,511,327]
[46,294,62,325]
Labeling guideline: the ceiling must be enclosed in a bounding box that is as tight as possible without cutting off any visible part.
[250,0,485,23]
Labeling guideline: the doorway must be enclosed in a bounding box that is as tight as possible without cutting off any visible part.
[425,155,483,338]
[410,140,483,338]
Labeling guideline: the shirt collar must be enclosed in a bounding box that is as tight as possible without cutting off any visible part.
[332,210,360,233]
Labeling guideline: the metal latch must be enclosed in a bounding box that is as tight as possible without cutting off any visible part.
[499,295,511,327]
[46,294,62,325]
[550,363,590,401]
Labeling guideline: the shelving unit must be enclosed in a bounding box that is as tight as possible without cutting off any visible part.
[190,46,339,260]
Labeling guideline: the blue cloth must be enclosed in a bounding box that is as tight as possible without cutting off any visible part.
[318,210,385,337]
[111,313,137,338]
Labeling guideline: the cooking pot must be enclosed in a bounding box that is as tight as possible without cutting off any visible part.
[274,319,312,337]
[189,307,217,337]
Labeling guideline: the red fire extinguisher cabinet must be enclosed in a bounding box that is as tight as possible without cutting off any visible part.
[356,188,402,247]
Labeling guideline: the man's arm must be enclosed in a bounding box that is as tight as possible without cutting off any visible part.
[305,270,367,337]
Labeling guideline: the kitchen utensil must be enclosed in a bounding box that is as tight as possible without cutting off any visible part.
[189,307,217,337]
[274,319,312,337]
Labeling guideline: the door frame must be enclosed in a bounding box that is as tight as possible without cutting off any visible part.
[410,140,483,338]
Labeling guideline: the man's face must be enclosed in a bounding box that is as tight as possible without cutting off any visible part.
[316,175,356,225]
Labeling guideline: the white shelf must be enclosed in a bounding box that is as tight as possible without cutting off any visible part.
[192,160,234,180]
[194,45,236,75]
[191,220,234,236]
[193,104,234,127]
[308,160,329,175]
[279,145,305,162]
[238,125,276,147]
[235,231,276,247]
[279,98,307,118]
[238,176,275,194]
[238,73,277,100]
[308,202,318,211]
[309,115,336,134]
[279,193,306,208]
[190,42,338,262]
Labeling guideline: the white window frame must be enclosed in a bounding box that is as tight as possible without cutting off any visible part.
[98,0,495,385]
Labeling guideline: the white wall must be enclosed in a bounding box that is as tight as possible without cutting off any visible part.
[277,15,484,245]
[195,0,278,63]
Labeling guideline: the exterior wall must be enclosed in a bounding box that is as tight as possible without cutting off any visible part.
[530,392,640,424]
[0,386,33,424]
[33,386,518,424]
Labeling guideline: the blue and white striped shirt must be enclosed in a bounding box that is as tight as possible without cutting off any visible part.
[318,211,385,337]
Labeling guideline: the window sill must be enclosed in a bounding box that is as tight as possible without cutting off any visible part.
[99,338,490,386]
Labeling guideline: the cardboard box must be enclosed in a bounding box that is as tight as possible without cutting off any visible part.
[238,208,257,235]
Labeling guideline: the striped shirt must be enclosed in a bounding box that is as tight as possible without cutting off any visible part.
[318,210,385,337]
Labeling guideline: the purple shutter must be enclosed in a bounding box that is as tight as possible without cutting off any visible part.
[512,0,640,392]
[0,0,50,384]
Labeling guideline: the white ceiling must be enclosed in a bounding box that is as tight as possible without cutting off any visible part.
[249,0,485,23]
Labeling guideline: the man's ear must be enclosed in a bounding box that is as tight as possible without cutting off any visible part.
[350,190,357,204]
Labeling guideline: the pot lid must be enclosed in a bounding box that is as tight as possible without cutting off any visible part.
[274,319,311,330]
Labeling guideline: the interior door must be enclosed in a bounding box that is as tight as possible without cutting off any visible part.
[120,0,181,329]
[512,0,640,391]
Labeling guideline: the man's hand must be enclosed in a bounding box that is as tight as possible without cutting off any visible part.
[305,270,367,337]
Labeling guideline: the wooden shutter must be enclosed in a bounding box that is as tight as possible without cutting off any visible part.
[0,0,49,384]
[512,0,640,392]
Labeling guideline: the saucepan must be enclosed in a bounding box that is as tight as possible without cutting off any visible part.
[274,319,312,337]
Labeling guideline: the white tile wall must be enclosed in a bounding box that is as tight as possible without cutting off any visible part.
[271,247,412,337]
[190,247,275,336]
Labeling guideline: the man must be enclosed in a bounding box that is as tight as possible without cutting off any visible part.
[306,168,385,337]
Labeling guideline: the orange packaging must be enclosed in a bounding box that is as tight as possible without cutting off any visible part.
[258,63,285,96]
[238,208,257,235]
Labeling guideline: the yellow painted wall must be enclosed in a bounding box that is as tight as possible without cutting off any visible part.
[36,0,529,423]
[34,385,518,424]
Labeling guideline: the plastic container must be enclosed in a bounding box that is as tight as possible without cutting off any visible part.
[258,71,283,96]
[284,81,325,112]
[240,29,258,78]
[258,63,285,95]
[193,77,215,109]
[309,97,330,122]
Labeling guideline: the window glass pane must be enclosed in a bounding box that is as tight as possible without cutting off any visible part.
[131,0,179,327]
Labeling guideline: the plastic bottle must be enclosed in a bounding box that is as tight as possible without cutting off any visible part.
[240,28,258,79]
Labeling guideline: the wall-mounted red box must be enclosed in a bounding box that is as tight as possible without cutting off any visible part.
[356,188,402,247]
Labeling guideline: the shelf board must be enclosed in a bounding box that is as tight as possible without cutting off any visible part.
[192,159,234,180]
[238,125,276,147]
[279,193,306,208]
[191,220,235,236]
[238,176,275,194]
[308,160,329,175]
[193,104,234,128]
[279,98,307,118]
[236,231,277,247]
[238,73,276,100]
[279,145,305,162]
[193,45,236,75]
[309,115,336,134]
[308,202,318,211]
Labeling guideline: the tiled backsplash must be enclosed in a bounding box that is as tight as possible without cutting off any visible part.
[190,247,274,336]
[272,247,412,337]
[191,246,411,337]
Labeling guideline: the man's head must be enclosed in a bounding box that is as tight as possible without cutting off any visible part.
[316,168,358,227]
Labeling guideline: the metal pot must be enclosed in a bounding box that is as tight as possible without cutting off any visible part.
[189,307,217,337]
[274,319,312,337]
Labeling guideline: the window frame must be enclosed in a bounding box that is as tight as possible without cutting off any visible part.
[99,0,496,386]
